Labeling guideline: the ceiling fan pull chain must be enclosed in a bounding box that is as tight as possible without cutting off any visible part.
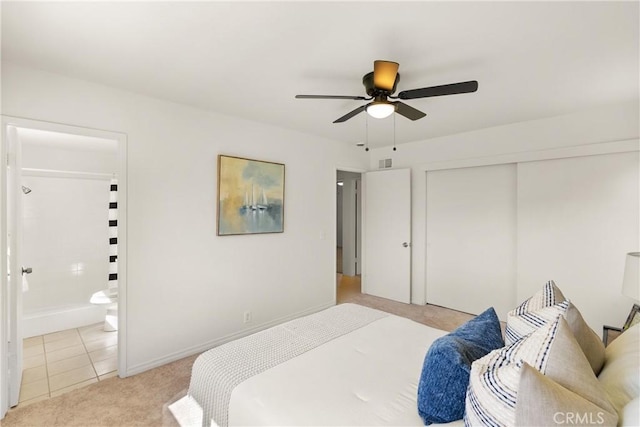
[365,114,370,152]
[393,113,397,151]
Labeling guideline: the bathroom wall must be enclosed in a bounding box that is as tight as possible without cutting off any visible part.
[20,130,118,336]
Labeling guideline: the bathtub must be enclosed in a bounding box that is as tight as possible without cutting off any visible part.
[23,303,109,338]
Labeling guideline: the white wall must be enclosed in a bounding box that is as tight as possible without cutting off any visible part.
[369,100,639,328]
[1,62,367,374]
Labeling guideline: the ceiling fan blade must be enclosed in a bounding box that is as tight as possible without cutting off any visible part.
[333,105,367,123]
[373,60,399,92]
[393,101,426,121]
[296,94,368,100]
[398,80,478,100]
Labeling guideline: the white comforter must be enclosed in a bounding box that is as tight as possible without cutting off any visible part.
[229,314,447,426]
[175,304,463,426]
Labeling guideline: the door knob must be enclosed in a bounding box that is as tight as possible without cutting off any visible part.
[402,242,410,248]
[22,267,32,275]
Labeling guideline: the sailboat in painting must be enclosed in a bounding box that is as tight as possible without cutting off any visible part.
[243,187,251,211]
[242,184,269,212]
[257,189,268,211]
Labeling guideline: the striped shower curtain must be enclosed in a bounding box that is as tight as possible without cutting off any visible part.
[108,178,118,298]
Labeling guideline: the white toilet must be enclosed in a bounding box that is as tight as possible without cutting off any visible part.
[90,289,118,331]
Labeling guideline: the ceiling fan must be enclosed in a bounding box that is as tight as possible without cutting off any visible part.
[295,60,478,123]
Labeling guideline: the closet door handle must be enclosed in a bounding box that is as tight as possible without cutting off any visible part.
[22,267,32,275]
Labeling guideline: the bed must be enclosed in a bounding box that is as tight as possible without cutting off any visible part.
[172,303,456,426]
[170,291,640,427]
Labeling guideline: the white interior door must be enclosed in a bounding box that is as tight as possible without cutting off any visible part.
[363,168,411,303]
[6,125,23,407]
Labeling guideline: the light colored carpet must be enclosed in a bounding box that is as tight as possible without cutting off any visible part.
[2,353,197,427]
[337,274,475,332]
[2,276,475,426]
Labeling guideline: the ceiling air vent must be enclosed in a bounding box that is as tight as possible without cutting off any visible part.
[378,158,392,169]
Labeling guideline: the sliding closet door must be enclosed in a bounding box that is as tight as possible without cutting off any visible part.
[426,164,516,319]
[517,152,639,330]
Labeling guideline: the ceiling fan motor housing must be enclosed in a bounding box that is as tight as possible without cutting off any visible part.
[363,71,400,96]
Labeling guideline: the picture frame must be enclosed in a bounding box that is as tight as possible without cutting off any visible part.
[602,325,623,347]
[623,303,640,331]
[217,155,285,236]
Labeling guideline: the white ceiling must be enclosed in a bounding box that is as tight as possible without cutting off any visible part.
[2,1,638,148]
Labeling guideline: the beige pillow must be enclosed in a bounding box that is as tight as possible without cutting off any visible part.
[505,281,605,374]
[597,322,640,417]
[563,302,606,375]
[516,364,617,426]
[465,316,617,427]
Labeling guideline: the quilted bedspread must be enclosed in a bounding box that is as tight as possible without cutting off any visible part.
[187,303,389,427]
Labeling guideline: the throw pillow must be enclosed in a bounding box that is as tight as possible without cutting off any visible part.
[464,316,617,427]
[417,307,504,425]
[597,322,640,416]
[504,280,565,344]
[505,281,605,374]
[516,364,618,426]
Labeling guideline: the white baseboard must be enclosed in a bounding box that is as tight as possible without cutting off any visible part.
[125,302,335,377]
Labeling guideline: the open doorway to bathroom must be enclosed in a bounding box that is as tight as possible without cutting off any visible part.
[336,170,362,303]
[1,119,126,411]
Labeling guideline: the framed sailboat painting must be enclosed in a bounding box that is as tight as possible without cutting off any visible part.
[217,155,285,236]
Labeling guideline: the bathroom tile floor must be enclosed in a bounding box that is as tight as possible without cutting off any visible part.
[19,323,118,407]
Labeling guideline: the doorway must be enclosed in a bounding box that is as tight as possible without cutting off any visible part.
[1,118,127,414]
[336,170,362,302]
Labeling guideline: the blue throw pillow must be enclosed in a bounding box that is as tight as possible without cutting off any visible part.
[417,307,504,425]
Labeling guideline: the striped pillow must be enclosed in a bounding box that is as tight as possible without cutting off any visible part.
[464,316,617,427]
[505,281,605,374]
[505,280,565,344]
[465,318,560,426]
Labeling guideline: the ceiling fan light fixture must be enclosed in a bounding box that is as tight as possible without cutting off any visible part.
[295,60,477,123]
[366,101,395,119]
